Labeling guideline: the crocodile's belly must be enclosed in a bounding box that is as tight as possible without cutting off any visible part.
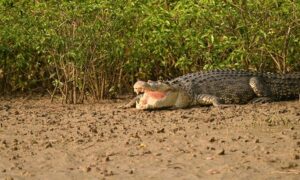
[192,78,256,104]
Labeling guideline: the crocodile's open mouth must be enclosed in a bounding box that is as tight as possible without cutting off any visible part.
[134,81,167,99]
[133,80,173,109]
[135,88,168,105]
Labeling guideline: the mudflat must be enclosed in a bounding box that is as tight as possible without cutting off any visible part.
[0,97,299,179]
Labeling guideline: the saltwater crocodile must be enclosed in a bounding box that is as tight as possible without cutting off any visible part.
[125,70,300,110]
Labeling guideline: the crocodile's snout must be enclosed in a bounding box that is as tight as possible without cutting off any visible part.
[133,81,149,94]
[134,87,143,94]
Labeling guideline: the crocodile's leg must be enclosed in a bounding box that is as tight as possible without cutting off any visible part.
[121,95,143,108]
[249,77,273,103]
[136,102,155,110]
[195,94,227,107]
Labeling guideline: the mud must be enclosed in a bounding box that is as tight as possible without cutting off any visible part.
[0,97,299,179]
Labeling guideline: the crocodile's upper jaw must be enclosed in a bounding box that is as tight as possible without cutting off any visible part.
[133,81,191,109]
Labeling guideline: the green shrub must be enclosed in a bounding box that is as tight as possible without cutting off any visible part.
[0,0,299,102]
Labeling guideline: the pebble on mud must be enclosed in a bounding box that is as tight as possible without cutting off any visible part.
[207,169,220,174]
[217,149,225,155]
[45,142,52,148]
[209,137,216,143]
[4,176,14,180]
[103,169,114,176]
[281,162,298,169]
[207,146,216,151]
[206,156,214,160]
[3,104,11,111]
[81,166,91,172]
[157,128,165,133]
[105,156,110,162]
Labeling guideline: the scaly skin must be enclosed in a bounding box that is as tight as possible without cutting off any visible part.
[126,70,300,110]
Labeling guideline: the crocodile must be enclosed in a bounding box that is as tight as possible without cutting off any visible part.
[125,70,300,110]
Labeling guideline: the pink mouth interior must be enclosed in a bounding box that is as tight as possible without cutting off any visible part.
[145,90,166,99]
[139,90,166,105]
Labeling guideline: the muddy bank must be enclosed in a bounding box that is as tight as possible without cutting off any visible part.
[0,98,299,179]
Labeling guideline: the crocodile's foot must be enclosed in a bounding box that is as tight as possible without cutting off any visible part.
[119,95,143,109]
[250,97,273,104]
[213,104,233,109]
[195,94,231,107]
[119,102,135,109]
